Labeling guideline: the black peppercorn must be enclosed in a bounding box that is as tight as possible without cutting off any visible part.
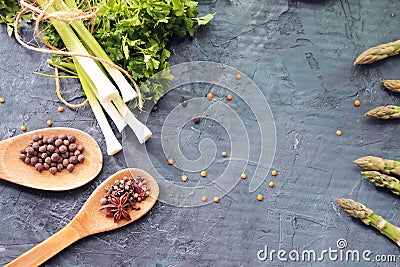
[51,153,60,162]
[62,159,69,167]
[68,143,77,152]
[59,145,67,154]
[57,163,64,172]
[47,144,55,152]
[69,156,78,164]
[78,154,85,163]
[54,139,63,147]
[67,134,76,143]
[26,147,34,155]
[77,145,85,152]
[35,163,44,172]
[49,167,57,175]
[30,156,39,166]
[66,164,74,172]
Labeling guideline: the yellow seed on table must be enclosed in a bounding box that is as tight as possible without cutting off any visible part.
[269,181,275,188]
[0,97,4,103]
[241,173,247,179]
[221,151,227,157]
[47,120,53,127]
[20,125,27,131]
[236,74,242,80]
[181,175,188,182]
[271,169,277,176]
[257,194,263,201]
[354,99,361,107]
[336,130,342,136]
[201,196,207,202]
[207,93,213,100]
[58,106,64,112]
[213,197,220,203]
[227,95,233,101]
[201,171,207,177]
[168,158,174,165]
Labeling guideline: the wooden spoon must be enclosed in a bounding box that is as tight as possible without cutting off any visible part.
[6,168,159,267]
[0,127,102,190]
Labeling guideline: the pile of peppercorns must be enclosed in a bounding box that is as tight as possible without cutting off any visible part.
[100,175,150,206]
[19,134,85,174]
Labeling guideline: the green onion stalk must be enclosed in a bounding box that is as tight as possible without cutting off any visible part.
[21,0,152,154]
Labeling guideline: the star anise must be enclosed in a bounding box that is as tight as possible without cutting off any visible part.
[100,192,132,223]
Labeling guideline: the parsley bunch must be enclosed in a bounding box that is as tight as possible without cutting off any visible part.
[82,0,214,102]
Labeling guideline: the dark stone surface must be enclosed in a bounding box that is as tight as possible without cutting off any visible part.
[2,0,400,266]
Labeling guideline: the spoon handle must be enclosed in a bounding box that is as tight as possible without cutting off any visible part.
[5,221,83,267]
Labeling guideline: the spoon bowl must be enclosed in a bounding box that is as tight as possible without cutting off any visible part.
[0,127,102,190]
[6,168,159,267]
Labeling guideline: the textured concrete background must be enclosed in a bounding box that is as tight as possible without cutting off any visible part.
[2,0,400,266]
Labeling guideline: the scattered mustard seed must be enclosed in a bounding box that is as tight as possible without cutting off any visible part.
[0,97,4,103]
[207,93,213,100]
[168,158,174,165]
[221,151,227,157]
[201,196,207,202]
[271,169,277,176]
[354,99,361,107]
[47,120,53,127]
[227,95,233,101]
[58,106,64,112]
[257,194,263,201]
[241,173,247,179]
[236,74,242,80]
[213,197,220,203]
[201,170,207,177]
[181,175,188,182]
[21,125,27,131]
[336,130,342,136]
[269,181,275,188]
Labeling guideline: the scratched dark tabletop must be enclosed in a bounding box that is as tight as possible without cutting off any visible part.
[1,1,400,266]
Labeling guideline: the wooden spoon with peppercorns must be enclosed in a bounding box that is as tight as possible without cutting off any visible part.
[6,168,159,267]
[0,127,103,190]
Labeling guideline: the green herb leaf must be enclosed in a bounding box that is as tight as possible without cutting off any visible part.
[193,13,216,26]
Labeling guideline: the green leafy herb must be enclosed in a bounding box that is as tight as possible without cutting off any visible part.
[0,0,31,36]
[79,0,214,102]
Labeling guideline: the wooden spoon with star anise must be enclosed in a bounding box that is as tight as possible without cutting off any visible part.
[6,168,159,267]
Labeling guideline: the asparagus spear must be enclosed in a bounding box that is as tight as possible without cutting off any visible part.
[382,80,400,93]
[353,156,400,176]
[354,40,400,65]
[365,105,400,119]
[336,198,400,247]
[361,171,400,195]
